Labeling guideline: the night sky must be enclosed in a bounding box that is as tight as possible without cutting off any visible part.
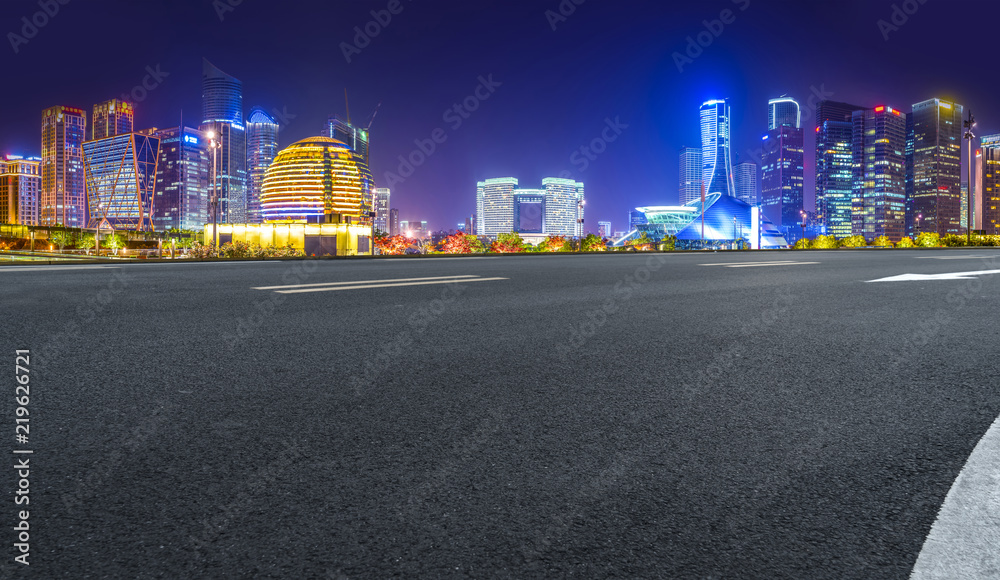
[2,0,995,233]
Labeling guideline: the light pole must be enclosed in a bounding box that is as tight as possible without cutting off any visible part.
[208,131,221,250]
[963,110,976,245]
[799,209,807,243]
[915,213,923,236]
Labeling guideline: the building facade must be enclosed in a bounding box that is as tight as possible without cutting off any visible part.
[41,106,87,227]
[598,221,612,238]
[700,99,735,197]
[816,100,865,238]
[327,116,370,168]
[246,108,279,224]
[373,188,390,233]
[389,207,400,236]
[761,125,804,238]
[679,146,703,205]
[768,97,801,131]
[152,127,210,231]
[981,134,1000,235]
[92,99,134,141]
[82,133,161,230]
[0,156,41,225]
[476,177,584,238]
[909,98,963,237]
[733,161,758,206]
[851,106,908,241]
[200,59,247,225]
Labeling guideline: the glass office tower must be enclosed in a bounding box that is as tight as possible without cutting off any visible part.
[851,106,908,241]
[700,100,735,197]
[910,98,964,236]
[40,106,87,227]
[246,108,279,224]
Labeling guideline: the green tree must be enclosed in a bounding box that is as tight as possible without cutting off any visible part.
[838,235,867,248]
[896,236,915,248]
[915,232,940,247]
[104,232,126,254]
[659,235,678,252]
[49,230,74,250]
[580,233,607,252]
[812,235,838,249]
[870,235,893,248]
[78,233,96,252]
[793,238,810,249]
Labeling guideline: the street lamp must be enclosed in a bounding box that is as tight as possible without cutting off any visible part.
[208,130,222,250]
[963,110,976,245]
[915,213,923,236]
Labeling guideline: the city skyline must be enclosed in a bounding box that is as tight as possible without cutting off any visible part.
[1,0,997,231]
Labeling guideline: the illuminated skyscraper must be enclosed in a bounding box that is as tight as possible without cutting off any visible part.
[83,132,161,230]
[0,156,41,225]
[543,178,585,236]
[700,99,735,197]
[41,106,87,227]
[389,207,400,236]
[477,178,517,237]
[476,177,584,237]
[734,161,758,205]
[326,116,370,168]
[246,108,279,224]
[851,106,908,241]
[679,146,702,205]
[92,99,134,141]
[768,97,801,130]
[200,59,247,224]
[598,221,612,238]
[816,100,865,238]
[981,134,1000,235]
[152,127,210,231]
[373,188,390,232]
[910,98,964,236]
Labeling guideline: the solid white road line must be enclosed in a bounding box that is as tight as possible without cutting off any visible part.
[910,415,1000,579]
[867,269,1000,282]
[699,261,800,267]
[726,262,820,268]
[253,275,480,291]
[0,265,121,273]
[914,256,999,260]
[274,277,509,294]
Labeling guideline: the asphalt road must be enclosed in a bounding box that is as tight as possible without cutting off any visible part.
[2,249,1000,579]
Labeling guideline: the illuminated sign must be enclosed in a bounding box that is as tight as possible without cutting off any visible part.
[184,135,199,145]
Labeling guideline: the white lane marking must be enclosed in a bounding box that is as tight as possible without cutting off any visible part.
[915,256,998,260]
[699,261,819,268]
[253,275,480,291]
[867,269,1000,282]
[274,277,509,294]
[0,265,121,272]
[910,415,1000,579]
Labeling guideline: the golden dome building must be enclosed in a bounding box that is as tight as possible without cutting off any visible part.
[204,137,375,256]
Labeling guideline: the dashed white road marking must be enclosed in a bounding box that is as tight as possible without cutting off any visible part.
[0,265,121,273]
[253,275,480,291]
[910,415,1000,579]
[699,261,820,268]
[867,269,1000,282]
[915,255,999,260]
[273,277,509,294]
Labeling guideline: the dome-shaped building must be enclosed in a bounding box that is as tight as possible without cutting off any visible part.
[260,136,374,224]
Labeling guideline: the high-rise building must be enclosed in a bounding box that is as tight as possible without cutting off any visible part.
[679,146,703,205]
[629,209,648,229]
[464,216,474,235]
[0,156,41,225]
[910,98,963,236]
[761,116,804,238]
[476,177,584,237]
[373,188,390,233]
[700,99,735,197]
[734,161,758,205]
[389,208,400,236]
[543,178,585,236]
[200,59,247,224]
[598,221,612,238]
[92,99,134,141]
[981,134,1000,235]
[326,116,370,168]
[477,178,517,237]
[974,146,983,231]
[851,106,908,241]
[151,127,210,231]
[83,132,161,230]
[768,97,801,131]
[246,108,279,224]
[41,106,87,227]
[816,100,866,238]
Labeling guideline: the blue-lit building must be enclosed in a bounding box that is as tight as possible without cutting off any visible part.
[83,133,161,230]
[614,194,788,249]
[700,99,736,197]
[199,59,247,225]
[762,97,804,241]
[152,127,210,231]
[246,108,279,225]
[816,100,865,238]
